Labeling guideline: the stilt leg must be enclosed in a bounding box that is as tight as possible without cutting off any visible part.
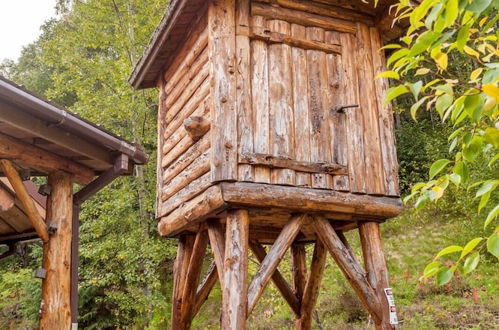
[359,222,395,330]
[171,235,195,329]
[222,209,249,329]
[296,240,326,330]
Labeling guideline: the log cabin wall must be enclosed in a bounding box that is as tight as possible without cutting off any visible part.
[230,0,400,196]
[157,12,212,219]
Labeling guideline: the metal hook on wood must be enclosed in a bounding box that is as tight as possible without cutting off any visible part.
[332,104,359,114]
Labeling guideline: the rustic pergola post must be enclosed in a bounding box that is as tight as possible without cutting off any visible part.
[39,171,73,329]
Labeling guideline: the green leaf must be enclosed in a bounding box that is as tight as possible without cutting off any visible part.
[387,48,410,67]
[476,180,498,198]
[453,161,469,184]
[436,245,463,258]
[423,261,441,278]
[467,0,493,14]
[436,267,453,286]
[484,205,499,228]
[429,159,451,179]
[450,173,461,186]
[381,44,402,50]
[479,191,491,213]
[409,31,441,56]
[385,85,409,105]
[463,137,483,162]
[463,252,480,274]
[406,81,423,100]
[425,3,443,28]
[376,71,400,79]
[445,0,459,27]
[460,238,483,259]
[484,128,499,147]
[435,94,454,117]
[456,24,471,52]
[487,232,499,259]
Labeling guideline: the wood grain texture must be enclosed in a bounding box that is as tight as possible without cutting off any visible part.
[171,235,195,328]
[291,244,307,302]
[39,171,73,329]
[209,0,238,182]
[247,214,305,315]
[192,261,218,319]
[249,241,300,315]
[207,218,226,286]
[222,209,249,329]
[0,160,48,242]
[296,239,327,329]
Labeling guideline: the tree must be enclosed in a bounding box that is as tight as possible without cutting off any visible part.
[380,0,498,285]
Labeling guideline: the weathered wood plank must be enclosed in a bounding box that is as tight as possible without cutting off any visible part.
[251,15,271,184]
[312,216,383,324]
[0,132,94,185]
[207,218,226,286]
[356,23,385,195]
[236,0,254,182]
[0,160,48,242]
[192,261,218,319]
[370,26,400,196]
[239,153,347,175]
[340,32,366,193]
[291,244,307,302]
[39,171,73,329]
[268,19,295,185]
[209,0,238,182]
[249,241,300,316]
[171,235,195,327]
[252,2,357,33]
[222,209,249,329]
[296,239,327,329]
[247,214,305,315]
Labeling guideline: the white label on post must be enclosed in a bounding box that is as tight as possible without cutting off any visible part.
[384,288,398,325]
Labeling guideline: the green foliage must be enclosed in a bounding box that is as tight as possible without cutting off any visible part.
[385,0,499,284]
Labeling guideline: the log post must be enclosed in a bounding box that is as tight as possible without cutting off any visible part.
[222,209,249,329]
[359,222,395,330]
[171,235,195,329]
[296,240,327,330]
[39,171,73,329]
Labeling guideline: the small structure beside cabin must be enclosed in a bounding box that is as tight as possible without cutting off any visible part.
[130,0,410,329]
[0,76,148,329]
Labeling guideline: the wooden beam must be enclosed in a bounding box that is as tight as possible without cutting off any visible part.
[249,241,300,316]
[359,222,395,330]
[171,235,195,328]
[192,261,218,319]
[39,171,73,328]
[312,216,383,324]
[247,214,306,315]
[0,184,14,211]
[181,229,209,326]
[291,244,307,302]
[222,209,249,329]
[0,132,95,185]
[207,218,226,286]
[0,102,112,166]
[0,159,49,242]
[183,116,211,141]
[297,240,327,330]
[238,153,347,175]
[221,182,403,219]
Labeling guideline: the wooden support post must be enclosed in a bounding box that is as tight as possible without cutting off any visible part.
[181,229,209,326]
[172,235,195,329]
[0,159,49,242]
[312,216,383,325]
[39,171,73,329]
[249,241,300,315]
[291,244,307,303]
[247,214,306,315]
[222,209,249,329]
[207,218,226,285]
[359,222,394,330]
[296,240,327,330]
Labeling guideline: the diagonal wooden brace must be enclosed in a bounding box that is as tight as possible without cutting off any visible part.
[0,159,49,242]
[312,216,383,324]
[247,213,306,316]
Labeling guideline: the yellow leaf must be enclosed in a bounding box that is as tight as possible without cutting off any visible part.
[477,43,487,54]
[484,96,497,111]
[470,68,483,81]
[483,84,499,101]
[434,52,448,70]
[464,46,480,58]
[479,16,488,27]
[432,186,445,199]
[416,68,431,76]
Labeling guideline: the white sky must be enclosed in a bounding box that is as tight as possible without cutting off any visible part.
[0,0,57,62]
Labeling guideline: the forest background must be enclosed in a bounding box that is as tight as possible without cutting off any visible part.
[0,0,497,328]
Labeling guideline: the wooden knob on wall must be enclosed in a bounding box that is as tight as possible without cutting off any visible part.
[183,116,210,141]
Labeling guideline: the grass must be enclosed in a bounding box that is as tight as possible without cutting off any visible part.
[191,203,499,329]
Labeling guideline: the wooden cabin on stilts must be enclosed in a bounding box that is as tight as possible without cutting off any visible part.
[0,77,148,329]
[130,0,413,328]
